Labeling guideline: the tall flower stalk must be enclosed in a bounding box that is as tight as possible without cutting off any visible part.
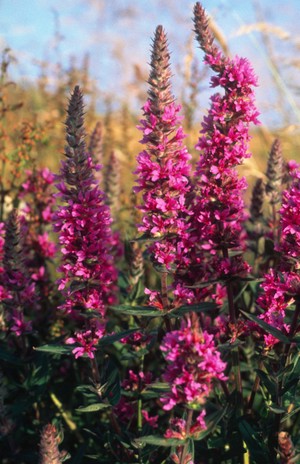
[134,25,192,311]
[192,2,260,411]
[258,173,300,348]
[160,318,227,464]
[193,2,259,283]
[54,86,117,360]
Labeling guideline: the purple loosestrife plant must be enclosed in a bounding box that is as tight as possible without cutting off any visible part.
[192,2,260,282]
[134,25,192,275]
[258,173,300,348]
[54,86,117,359]
[167,5,260,431]
[159,316,227,464]
[19,167,57,300]
[173,4,259,310]
[160,319,227,411]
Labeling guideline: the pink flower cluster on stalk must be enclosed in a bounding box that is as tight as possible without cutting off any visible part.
[134,25,192,270]
[164,412,206,440]
[171,4,260,308]
[191,3,259,279]
[19,167,57,288]
[257,174,300,348]
[160,319,227,411]
[53,86,117,358]
[114,370,158,428]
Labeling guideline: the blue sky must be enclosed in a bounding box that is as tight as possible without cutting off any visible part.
[1,0,300,127]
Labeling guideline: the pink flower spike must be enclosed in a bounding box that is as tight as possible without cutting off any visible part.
[53,87,118,352]
[134,26,193,271]
[160,320,227,409]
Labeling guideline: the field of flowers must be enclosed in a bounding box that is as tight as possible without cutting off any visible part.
[0,2,300,463]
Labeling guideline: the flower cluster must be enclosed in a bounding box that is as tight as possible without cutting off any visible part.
[164,411,206,440]
[114,370,158,428]
[19,167,57,291]
[257,270,292,348]
[257,174,300,347]
[120,330,154,352]
[277,174,300,259]
[172,3,259,305]
[160,319,227,410]
[53,86,117,357]
[66,319,105,359]
[194,4,258,265]
[134,25,192,270]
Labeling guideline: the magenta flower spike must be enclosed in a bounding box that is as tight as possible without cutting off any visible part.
[134,25,192,271]
[258,174,300,348]
[160,319,227,411]
[192,2,260,277]
[53,86,117,358]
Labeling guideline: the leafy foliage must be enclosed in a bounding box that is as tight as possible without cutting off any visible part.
[0,3,299,464]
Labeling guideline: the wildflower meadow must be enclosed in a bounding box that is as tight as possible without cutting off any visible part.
[1,2,300,463]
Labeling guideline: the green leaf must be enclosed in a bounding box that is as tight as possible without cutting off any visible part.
[128,278,145,302]
[133,435,184,447]
[34,344,73,355]
[281,405,300,423]
[194,405,229,441]
[256,369,277,399]
[170,302,216,317]
[110,304,161,317]
[132,234,160,243]
[69,280,87,294]
[214,340,243,354]
[239,310,290,344]
[282,374,299,394]
[99,329,139,346]
[142,382,170,400]
[238,418,270,462]
[268,404,286,414]
[75,384,95,393]
[147,382,170,392]
[103,358,121,406]
[118,272,130,290]
[76,403,110,413]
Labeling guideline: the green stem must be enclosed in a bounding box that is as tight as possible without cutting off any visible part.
[222,247,242,412]
[286,301,300,348]
[275,301,300,437]
[90,356,101,385]
[179,409,193,464]
[137,355,144,434]
[161,270,172,332]
[161,269,169,310]
[247,358,264,412]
